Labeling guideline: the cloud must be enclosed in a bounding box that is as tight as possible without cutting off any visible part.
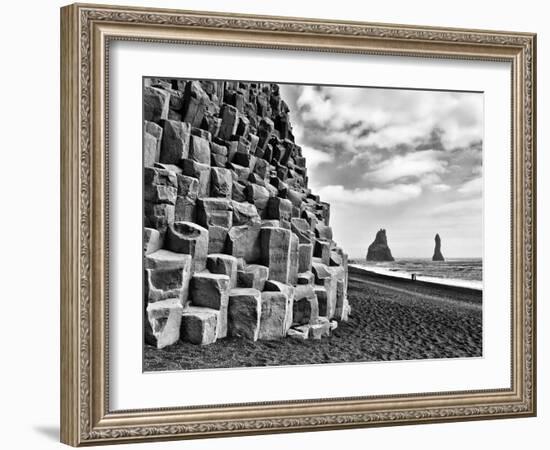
[368,150,448,183]
[316,184,422,206]
[430,198,482,215]
[419,173,443,186]
[296,86,334,123]
[430,184,451,193]
[458,177,483,195]
[472,165,483,176]
[360,124,428,148]
[301,145,333,169]
[291,85,483,151]
[278,84,484,258]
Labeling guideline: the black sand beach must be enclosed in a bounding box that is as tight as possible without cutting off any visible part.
[143,269,482,372]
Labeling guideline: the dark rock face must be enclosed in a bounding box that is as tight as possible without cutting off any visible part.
[366,229,394,262]
[143,79,351,348]
[432,233,445,261]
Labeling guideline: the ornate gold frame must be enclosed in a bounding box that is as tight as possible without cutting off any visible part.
[60,3,536,446]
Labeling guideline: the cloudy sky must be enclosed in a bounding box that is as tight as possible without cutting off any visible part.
[279,84,484,259]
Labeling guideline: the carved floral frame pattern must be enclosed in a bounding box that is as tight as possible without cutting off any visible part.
[60,3,536,446]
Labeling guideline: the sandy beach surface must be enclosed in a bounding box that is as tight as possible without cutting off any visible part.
[144,270,482,372]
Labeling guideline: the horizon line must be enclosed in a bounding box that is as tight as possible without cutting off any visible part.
[348,256,483,260]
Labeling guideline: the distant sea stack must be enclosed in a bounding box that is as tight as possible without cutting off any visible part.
[432,233,445,261]
[366,229,395,262]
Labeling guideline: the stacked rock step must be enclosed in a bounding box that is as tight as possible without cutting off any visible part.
[143,79,350,347]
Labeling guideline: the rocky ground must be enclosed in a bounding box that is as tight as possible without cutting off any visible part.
[144,270,482,371]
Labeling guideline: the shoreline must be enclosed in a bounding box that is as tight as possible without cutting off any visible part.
[348,264,483,295]
[144,267,482,371]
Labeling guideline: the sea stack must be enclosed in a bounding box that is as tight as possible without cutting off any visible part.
[432,233,445,261]
[366,229,394,262]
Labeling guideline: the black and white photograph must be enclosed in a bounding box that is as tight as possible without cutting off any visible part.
[142,77,483,372]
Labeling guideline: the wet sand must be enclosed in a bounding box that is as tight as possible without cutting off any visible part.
[143,270,482,372]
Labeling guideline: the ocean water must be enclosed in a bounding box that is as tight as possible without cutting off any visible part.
[349,258,483,290]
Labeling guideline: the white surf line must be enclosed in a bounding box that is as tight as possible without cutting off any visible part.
[348,275,482,311]
[350,265,482,290]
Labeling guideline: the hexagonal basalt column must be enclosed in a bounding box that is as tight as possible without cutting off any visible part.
[190,272,231,338]
[227,288,262,341]
[166,221,209,272]
[145,298,183,349]
[259,291,292,340]
[260,227,292,283]
[180,306,219,345]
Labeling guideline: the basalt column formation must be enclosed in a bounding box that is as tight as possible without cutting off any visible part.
[143,79,350,348]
